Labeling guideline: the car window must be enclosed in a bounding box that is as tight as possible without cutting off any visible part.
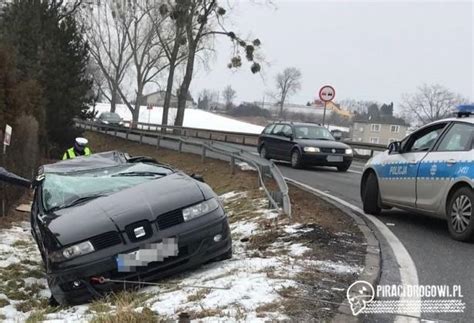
[282,125,293,137]
[294,125,335,140]
[271,124,284,136]
[436,123,474,152]
[263,124,275,134]
[404,123,447,153]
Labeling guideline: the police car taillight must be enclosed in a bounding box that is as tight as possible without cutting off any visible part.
[456,105,474,118]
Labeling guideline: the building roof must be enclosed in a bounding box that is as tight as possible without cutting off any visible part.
[353,114,408,126]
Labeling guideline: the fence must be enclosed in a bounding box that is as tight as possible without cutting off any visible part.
[75,119,291,218]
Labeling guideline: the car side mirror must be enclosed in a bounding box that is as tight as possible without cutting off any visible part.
[388,141,401,154]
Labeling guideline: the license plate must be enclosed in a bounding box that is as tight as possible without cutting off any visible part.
[116,237,178,272]
[327,155,343,162]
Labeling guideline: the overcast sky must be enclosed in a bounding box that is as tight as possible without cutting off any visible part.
[190,0,473,111]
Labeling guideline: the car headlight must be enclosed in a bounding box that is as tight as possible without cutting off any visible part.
[102,120,109,124]
[50,241,95,262]
[303,147,320,153]
[182,198,219,222]
[345,148,353,155]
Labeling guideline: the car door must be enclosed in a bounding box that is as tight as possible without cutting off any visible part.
[279,125,295,161]
[416,122,474,212]
[379,122,449,207]
[266,124,284,158]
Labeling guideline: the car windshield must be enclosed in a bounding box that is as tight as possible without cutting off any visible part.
[42,163,173,212]
[294,126,335,140]
[101,112,121,122]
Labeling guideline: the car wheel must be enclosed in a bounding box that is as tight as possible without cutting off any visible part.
[291,149,302,169]
[362,172,381,215]
[447,187,473,242]
[337,164,351,172]
[259,145,268,159]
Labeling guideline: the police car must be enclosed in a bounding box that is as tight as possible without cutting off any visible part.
[360,105,474,241]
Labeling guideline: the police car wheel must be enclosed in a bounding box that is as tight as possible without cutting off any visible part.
[291,149,302,169]
[362,173,381,215]
[447,187,473,241]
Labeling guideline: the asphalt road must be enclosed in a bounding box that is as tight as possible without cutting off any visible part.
[105,130,472,322]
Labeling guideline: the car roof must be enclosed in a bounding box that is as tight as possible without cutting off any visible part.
[269,122,323,127]
[40,151,128,174]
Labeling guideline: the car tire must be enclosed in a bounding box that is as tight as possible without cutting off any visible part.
[447,187,474,242]
[291,149,303,169]
[259,145,268,159]
[362,172,381,215]
[337,164,351,172]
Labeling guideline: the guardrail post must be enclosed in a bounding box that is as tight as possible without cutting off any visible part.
[178,141,183,153]
[370,150,374,157]
[201,146,206,162]
[114,129,117,137]
[90,123,93,130]
[230,155,235,175]
[209,133,212,140]
[126,130,129,140]
[224,135,227,142]
[139,134,143,144]
[243,137,246,145]
[156,137,160,149]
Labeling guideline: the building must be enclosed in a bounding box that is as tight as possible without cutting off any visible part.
[351,117,409,145]
[141,91,195,109]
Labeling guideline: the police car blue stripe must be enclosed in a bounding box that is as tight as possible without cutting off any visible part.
[374,161,474,181]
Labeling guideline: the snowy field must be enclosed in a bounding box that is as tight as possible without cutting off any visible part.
[93,103,265,134]
[92,103,350,134]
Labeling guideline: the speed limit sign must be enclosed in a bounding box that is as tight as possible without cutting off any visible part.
[319,85,335,102]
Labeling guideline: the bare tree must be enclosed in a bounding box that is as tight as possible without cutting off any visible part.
[170,1,262,126]
[146,1,189,127]
[401,84,467,125]
[274,67,302,117]
[81,1,170,123]
[79,1,133,112]
[222,85,236,109]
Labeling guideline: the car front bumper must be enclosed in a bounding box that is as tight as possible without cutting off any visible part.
[301,153,353,167]
[47,211,231,305]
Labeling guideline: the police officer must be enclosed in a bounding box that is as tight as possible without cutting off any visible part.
[62,137,92,160]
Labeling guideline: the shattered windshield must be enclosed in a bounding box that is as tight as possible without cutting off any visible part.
[42,163,173,212]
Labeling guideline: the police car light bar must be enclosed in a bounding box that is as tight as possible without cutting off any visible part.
[456,105,474,118]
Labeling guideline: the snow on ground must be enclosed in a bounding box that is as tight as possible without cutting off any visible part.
[93,103,265,134]
[0,191,361,322]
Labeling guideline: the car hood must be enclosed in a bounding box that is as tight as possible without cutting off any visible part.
[295,139,349,149]
[47,172,205,246]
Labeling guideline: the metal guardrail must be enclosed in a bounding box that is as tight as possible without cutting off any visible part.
[75,119,291,218]
[121,120,260,146]
[92,119,388,158]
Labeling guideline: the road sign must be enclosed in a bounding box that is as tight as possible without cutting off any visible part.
[3,125,11,146]
[319,85,336,103]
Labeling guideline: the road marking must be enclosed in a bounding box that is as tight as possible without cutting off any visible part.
[348,169,363,174]
[284,177,420,322]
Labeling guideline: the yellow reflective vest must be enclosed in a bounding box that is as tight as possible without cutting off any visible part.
[62,147,92,160]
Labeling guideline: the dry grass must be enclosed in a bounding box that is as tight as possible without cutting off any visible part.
[85,131,259,196]
[187,288,211,302]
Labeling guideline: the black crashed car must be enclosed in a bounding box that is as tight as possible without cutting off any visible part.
[31,151,231,305]
[257,122,353,171]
